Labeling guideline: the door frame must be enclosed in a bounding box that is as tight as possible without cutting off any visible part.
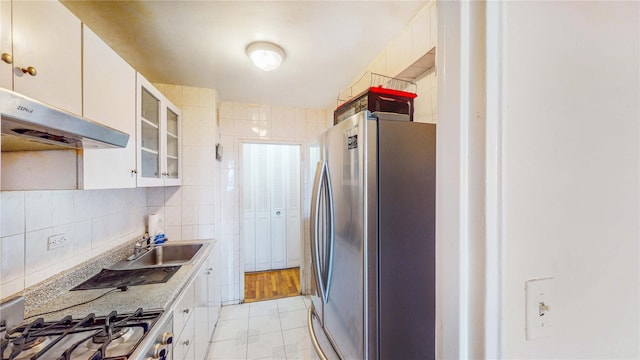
[436,1,501,358]
[237,139,305,302]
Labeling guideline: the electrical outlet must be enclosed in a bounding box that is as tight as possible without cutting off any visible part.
[526,277,554,340]
[47,233,67,250]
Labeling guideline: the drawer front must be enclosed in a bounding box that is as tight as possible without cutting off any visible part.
[173,282,195,338]
[173,314,195,360]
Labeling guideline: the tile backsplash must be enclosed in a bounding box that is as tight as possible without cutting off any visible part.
[0,188,147,301]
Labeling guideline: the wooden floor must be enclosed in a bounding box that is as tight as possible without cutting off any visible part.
[244,267,300,303]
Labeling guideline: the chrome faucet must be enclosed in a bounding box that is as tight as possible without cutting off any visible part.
[127,232,152,261]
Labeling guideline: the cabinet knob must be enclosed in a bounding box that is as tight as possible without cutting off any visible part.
[182,308,190,314]
[131,169,138,174]
[21,66,37,76]
[183,339,190,346]
[1,53,12,64]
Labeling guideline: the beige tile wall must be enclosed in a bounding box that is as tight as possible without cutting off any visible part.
[336,1,437,123]
[414,67,437,123]
[0,188,147,300]
[148,84,220,243]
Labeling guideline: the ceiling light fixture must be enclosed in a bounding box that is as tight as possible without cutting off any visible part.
[246,41,285,71]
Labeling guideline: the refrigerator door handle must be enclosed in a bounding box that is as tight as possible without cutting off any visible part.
[308,304,329,360]
[324,163,335,301]
[311,160,327,302]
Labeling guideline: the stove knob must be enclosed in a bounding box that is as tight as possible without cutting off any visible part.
[151,344,167,359]
[161,331,174,345]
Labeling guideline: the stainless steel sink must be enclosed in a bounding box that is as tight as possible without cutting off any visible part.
[111,242,205,269]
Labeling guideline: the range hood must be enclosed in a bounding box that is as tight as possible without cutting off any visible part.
[1,88,129,151]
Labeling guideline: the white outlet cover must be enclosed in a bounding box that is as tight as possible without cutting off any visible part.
[47,233,67,250]
[525,277,554,340]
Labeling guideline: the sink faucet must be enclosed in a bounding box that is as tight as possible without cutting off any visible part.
[127,232,152,261]
[144,231,152,250]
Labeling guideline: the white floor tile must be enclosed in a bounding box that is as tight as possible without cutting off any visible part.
[277,296,306,313]
[250,299,280,318]
[208,338,247,360]
[208,296,315,360]
[219,303,251,321]
[212,318,249,342]
[279,309,307,330]
[285,344,315,360]
[301,295,312,308]
[249,315,282,335]
[247,332,286,360]
[282,327,312,351]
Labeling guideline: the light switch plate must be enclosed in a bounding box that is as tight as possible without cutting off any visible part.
[525,277,554,340]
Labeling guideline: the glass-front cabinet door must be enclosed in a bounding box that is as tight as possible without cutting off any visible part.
[136,73,181,187]
[163,104,181,186]
[140,86,161,181]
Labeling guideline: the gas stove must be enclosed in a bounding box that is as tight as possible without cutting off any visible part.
[0,307,172,360]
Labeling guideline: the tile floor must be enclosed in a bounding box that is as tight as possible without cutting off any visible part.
[207,295,317,360]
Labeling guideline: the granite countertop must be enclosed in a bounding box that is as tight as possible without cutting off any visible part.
[23,239,216,321]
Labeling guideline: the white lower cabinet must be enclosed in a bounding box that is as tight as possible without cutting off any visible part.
[194,260,209,359]
[194,243,222,358]
[173,281,195,360]
[208,245,222,336]
[173,243,221,359]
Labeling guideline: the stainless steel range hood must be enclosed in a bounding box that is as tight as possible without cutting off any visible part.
[1,88,129,151]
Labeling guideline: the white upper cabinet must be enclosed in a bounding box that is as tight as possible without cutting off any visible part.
[136,73,181,187]
[79,25,137,189]
[0,1,12,89]
[10,0,82,114]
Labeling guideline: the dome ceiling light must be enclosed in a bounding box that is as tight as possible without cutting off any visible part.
[246,41,286,71]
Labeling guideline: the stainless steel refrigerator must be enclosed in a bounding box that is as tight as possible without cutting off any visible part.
[307,110,436,360]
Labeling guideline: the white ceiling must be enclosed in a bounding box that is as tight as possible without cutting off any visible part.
[61,1,427,109]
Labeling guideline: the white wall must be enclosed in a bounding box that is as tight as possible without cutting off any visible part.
[499,1,639,357]
[217,101,331,304]
[0,188,147,300]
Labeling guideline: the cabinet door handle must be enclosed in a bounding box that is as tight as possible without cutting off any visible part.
[182,308,190,314]
[131,169,138,175]
[183,339,190,346]
[21,66,37,76]
[1,53,12,64]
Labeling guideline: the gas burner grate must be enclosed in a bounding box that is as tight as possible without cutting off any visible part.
[1,308,162,360]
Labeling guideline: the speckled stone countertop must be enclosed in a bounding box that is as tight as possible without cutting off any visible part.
[22,239,216,321]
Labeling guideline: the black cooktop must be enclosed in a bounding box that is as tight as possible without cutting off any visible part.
[71,266,180,291]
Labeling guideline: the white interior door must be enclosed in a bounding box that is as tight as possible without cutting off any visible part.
[243,143,301,272]
[286,147,301,267]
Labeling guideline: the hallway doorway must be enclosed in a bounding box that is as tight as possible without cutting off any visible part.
[241,142,302,301]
